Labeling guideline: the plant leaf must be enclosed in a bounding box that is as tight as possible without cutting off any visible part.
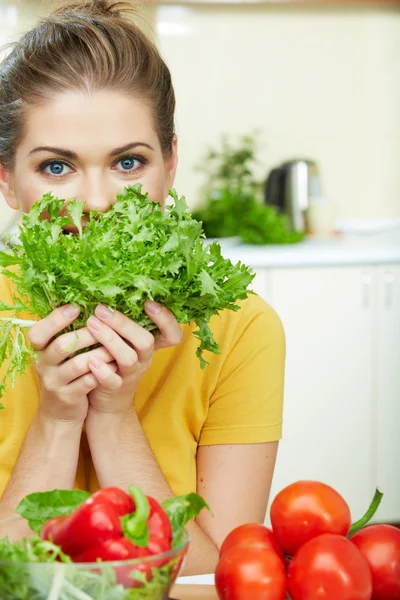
[0,184,254,404]
[16,489,90,534]
[161,493,210,549]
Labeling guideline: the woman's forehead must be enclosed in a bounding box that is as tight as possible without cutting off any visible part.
[20,90,159,157]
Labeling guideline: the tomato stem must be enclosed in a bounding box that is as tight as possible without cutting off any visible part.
[348,488,383,536]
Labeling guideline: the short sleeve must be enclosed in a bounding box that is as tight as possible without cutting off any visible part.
[198,295,286,446]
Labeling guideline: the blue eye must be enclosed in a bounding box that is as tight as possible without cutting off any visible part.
[114,154,148,174]
[118,156,140,172]
[41,161,71,176]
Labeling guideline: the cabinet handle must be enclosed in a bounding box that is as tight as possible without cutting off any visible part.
[383,271,395,309]
[361,272,372,308]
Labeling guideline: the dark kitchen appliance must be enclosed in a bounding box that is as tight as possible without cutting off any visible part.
[264,159,322,232]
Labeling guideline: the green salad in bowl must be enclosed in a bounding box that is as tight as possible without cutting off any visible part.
[0,485,208,599]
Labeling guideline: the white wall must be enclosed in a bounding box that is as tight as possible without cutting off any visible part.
[1,0,399,231]
[156,3,400,218]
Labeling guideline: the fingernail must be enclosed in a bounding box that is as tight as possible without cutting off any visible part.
[88,316,103,330]
[145,300,161,315]
[63,304,80,318]
[90,356,102,368]
[96,304,114,319]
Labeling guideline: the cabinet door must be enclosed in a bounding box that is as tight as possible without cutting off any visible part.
[265,266,376,522]
[376,265,400,523]
[249,268,273,302]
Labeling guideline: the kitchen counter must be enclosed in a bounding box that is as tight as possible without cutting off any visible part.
[211,228,400,268]
[171,584,218,599]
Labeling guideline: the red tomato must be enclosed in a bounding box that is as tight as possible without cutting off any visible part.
[351,524,400,600]
[220,523,285,564]
[270,480,351,555]
[287,533,372,600]
[215,545,287,600]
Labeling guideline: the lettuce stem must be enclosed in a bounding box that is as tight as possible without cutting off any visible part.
[0,318,37,327]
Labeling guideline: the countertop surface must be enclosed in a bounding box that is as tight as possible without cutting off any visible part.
[211,226,400,268]
[171,584,218,600]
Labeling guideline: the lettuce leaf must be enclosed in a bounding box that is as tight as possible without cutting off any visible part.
[162,493,209,549]
[15,489,90,534]
[0,185,255,405]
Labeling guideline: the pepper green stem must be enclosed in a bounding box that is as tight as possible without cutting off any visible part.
[121,485,150,547]
[348,488,383,536]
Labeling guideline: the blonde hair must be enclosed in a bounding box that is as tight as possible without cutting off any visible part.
[0,0,175,169]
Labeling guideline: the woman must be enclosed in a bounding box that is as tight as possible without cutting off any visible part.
[0,0,285,574]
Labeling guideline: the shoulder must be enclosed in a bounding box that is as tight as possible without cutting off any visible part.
[211,292,285,351]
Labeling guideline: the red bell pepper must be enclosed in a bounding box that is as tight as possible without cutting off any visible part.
[41,485,172,568]
[74,538,154,588]
[94,487,135,517]
[41,487,128,557]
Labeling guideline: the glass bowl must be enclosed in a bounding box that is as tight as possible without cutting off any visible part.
[0,516,189,599]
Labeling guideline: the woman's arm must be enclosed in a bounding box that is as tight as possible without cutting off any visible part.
[0,412,82,528]
[86,412,278,575]
[85,407,220,575]
[196,442,278,547]
[0,305,115,520]
[83,301,282,574]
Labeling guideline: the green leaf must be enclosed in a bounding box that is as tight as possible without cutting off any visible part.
[198,269,220,297]
[16,489,90,534]
[0,184,254,405]
[0,321,37,407]
[0,252,24,267]
[194,132,306,244]
[161,493,210,549]
[0,535,177,599]
[0,535,71,562]
[0,298,30,314]
[66,199,85,238]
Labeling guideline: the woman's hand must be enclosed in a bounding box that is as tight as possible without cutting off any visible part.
[85,300,183,416]
[28,304,115,425]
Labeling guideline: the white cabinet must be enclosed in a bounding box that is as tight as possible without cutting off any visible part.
[376,265,400,523]
[256,264,400,524]
[249,269,272,300]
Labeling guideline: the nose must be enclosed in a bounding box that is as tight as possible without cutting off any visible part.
[78,171,114,214]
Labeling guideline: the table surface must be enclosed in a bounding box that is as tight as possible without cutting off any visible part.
[171,584,218,600]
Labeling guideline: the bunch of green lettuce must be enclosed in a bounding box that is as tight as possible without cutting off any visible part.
[192,187,305,244]
[0,184,254,405]
[0,489,207,599]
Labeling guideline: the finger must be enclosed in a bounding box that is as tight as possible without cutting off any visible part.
[87,315,140,376]
[63,372,98,396]
[52,347,114,387]
[144,300,183,351]
[29,305,81,351]
[93,305,155,364]
[41,327,99,366]
[88,357,123,390]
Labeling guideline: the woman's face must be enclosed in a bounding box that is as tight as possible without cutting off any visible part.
[0,89,178,217]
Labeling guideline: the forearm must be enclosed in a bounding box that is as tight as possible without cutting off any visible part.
[86,408,219,574]
[85,408,173,500]
[0,409,82,519]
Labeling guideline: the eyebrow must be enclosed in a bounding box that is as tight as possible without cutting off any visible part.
[28,142,155,159]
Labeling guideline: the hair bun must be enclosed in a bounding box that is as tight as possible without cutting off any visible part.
[50,0,136,19]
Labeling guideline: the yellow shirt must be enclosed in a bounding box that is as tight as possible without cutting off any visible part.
[0,272,285,498]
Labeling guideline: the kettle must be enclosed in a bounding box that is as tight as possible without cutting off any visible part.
[264,159,322,232]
